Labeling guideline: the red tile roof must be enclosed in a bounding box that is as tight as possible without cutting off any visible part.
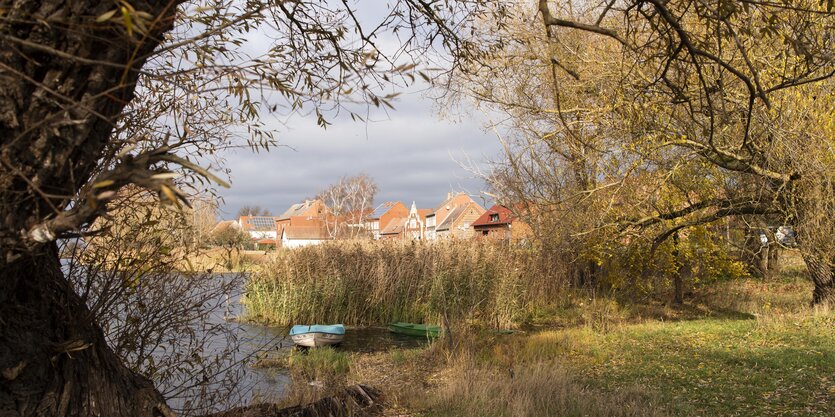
[417,208,433,219]
[239,216,280,231]
[370,201,403,219]
[279,200,324,220]
[472,205,517,227]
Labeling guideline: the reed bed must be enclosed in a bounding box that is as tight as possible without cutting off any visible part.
[244,240,570,327]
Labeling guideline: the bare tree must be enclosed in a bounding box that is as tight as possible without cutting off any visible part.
[316,174,379,239]
[236,205,273,218]
[189,198,220,249]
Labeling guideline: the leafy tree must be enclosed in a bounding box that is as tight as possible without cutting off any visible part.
[453,1,834,303]
[0,1,496,415]
[210,222,249,250]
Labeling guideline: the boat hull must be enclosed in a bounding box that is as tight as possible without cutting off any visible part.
[388,322,441,338]
[291,331,344,347]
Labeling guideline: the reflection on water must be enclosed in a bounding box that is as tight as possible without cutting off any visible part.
[336,327,432,353]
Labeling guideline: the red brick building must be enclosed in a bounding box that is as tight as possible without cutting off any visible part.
[472,204,531,240]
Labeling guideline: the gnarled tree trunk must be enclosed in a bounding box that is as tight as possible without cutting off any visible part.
[0,245,173,417]
[803,254,835,306]
[1,1,182,415]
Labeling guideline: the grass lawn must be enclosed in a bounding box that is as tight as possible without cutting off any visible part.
[573,316,834,416]
[418,278,833,416]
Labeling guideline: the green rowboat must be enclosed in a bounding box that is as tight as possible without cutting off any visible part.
[388,322,442,338]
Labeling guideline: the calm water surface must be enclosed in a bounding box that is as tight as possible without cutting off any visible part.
[204,276,429,406]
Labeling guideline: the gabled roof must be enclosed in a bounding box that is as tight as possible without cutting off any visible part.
[432,192,485,223]
[379,217,406,235]
[211,220,240,235]
[417,209,433,219]
[240,216,279,231]
[370,201,402,219]
[436,205,468,231]
[434,192,476,212]
[472,205,516,227]
[279,200,323,220]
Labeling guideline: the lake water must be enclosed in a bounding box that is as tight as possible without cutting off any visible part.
[189,275,429,412]
[60,259,428,414]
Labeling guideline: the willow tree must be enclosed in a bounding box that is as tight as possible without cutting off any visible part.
[454,1,833,302]
[0,1,495,415]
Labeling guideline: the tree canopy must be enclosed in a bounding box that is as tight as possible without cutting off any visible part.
[450,0,833,302]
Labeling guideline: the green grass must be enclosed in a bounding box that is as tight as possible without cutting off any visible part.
[575,315,835,416]
[280,347,353,407]
[257,249,833,416]
[422,313,834,416]
[428,271,835,416]
[287,347,350,378]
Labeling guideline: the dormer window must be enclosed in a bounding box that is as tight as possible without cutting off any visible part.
[489,213,499,222]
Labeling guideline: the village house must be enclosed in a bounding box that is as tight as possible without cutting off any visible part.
[471,204,531,241]
[424,213,437,240]
[430,192,486,240]
[210,219,241,240]
[236,216,281,250]
[279,226,331,248]
[364,201,409,239]
[379,202,432,240]
[275,199,330,248]
[238,215,279,239]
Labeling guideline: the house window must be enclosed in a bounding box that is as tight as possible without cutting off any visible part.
[482,230,489,236]
[489,213,499,222]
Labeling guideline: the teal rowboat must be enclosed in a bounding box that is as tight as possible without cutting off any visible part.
[388,322,442,338]
[289,324,345,347]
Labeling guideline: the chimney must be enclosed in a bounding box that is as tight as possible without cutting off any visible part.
[447,192,453,201]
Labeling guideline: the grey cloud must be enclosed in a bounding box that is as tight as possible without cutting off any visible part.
[217,96,500,218]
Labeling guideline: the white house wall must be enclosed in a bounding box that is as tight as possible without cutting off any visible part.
[248,231,277,239]
[282,238,326,249]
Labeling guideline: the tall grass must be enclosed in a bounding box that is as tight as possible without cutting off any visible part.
[245,240,570,327]
[280,347,352,407]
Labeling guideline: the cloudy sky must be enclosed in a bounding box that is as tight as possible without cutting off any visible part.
[211,4,507,219]
[216,87,502,219]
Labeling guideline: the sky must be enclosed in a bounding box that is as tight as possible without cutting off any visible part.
[213,4,504,219]
[216,87,502,219]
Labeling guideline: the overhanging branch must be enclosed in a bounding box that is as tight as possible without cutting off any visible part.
[538,0,627,45]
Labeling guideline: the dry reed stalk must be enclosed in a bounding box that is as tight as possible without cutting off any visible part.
[244,240,571,326]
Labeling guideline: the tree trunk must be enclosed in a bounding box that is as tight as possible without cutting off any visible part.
[1,1,183,415]
[758,244,771,279]
[0,244,174,417]
[671,232,684,305]
[803,254,835,306]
